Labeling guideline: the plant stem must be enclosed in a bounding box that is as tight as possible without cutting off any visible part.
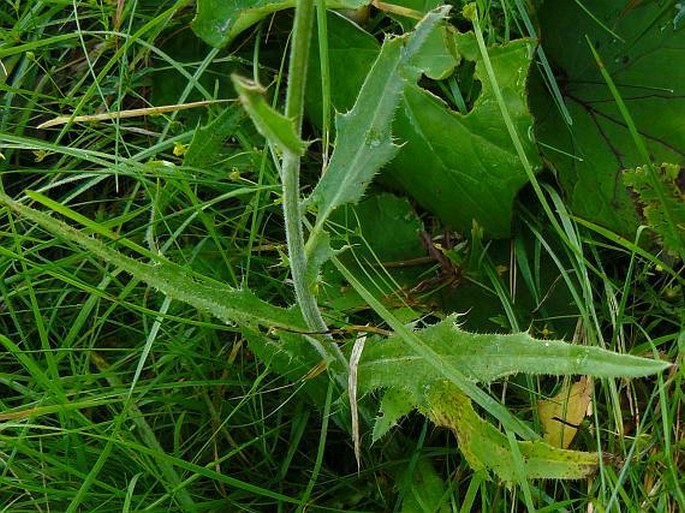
[285,0,315,131]
[281,150,328,335]
[281,0,325,334]
[281,0,347,369]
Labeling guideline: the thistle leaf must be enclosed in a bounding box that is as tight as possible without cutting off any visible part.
[358,315,671,396]
[426,381,600,483]
[0,193,307,332]
[309,6,451,230]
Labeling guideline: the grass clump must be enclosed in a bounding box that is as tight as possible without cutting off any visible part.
[1,0,683,511]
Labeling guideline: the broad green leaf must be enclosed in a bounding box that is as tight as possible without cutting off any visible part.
[305,15,541,237]
[531,0,685,238]
[309,6,451,234]
[410,23,457,80]
[0,194,307,333]
[623,163,685,259]
[385,33,541,237]
[426,381,599,482]
[148,30,243,127]
[358,314,671,395]
[232,75,307,156]
[192,0,367,48]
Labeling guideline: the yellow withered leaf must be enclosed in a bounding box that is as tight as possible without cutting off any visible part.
[538,377,592,449]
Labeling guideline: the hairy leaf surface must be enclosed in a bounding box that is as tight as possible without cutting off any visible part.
[359,315,670,395]
[306,18,541,237]
[309,7,450,232]
[0,194,307,332]
[426,381,599,482]
[386,33,541,237]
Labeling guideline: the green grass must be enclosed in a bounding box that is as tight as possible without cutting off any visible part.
[1,0,683,511]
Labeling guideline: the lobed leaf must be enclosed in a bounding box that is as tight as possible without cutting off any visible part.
[426,381,600,483]
[372,387,416,442]
[309,6,451,233]
[387,33,540,237]
[358,314,671,396]
[359,314,670,481]
[623,162,685,259]
[305,16,542,237]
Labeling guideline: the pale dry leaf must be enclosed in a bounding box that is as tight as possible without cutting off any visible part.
[349,334,366,470]
[538,376,593,449]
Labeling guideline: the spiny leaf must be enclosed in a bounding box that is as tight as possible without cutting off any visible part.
[372,387,416,442]
[0,194,307,332]
[309,6,451,233]
[305,15,541,237]
[232,75,307,156]
[357,314,669,481]
[358,314,671,395]
[386,33,540,237]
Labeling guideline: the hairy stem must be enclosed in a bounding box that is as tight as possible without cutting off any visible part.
[285,0,315,131]
[281,0,347,368]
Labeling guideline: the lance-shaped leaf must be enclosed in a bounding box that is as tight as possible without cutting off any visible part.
[232,75,307,156]
[305,15,542,238]
[192,0,367,48]
[358,314,671,396]
[358,314,669,481]
[0,193,307,333]
[308,6,451,235]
